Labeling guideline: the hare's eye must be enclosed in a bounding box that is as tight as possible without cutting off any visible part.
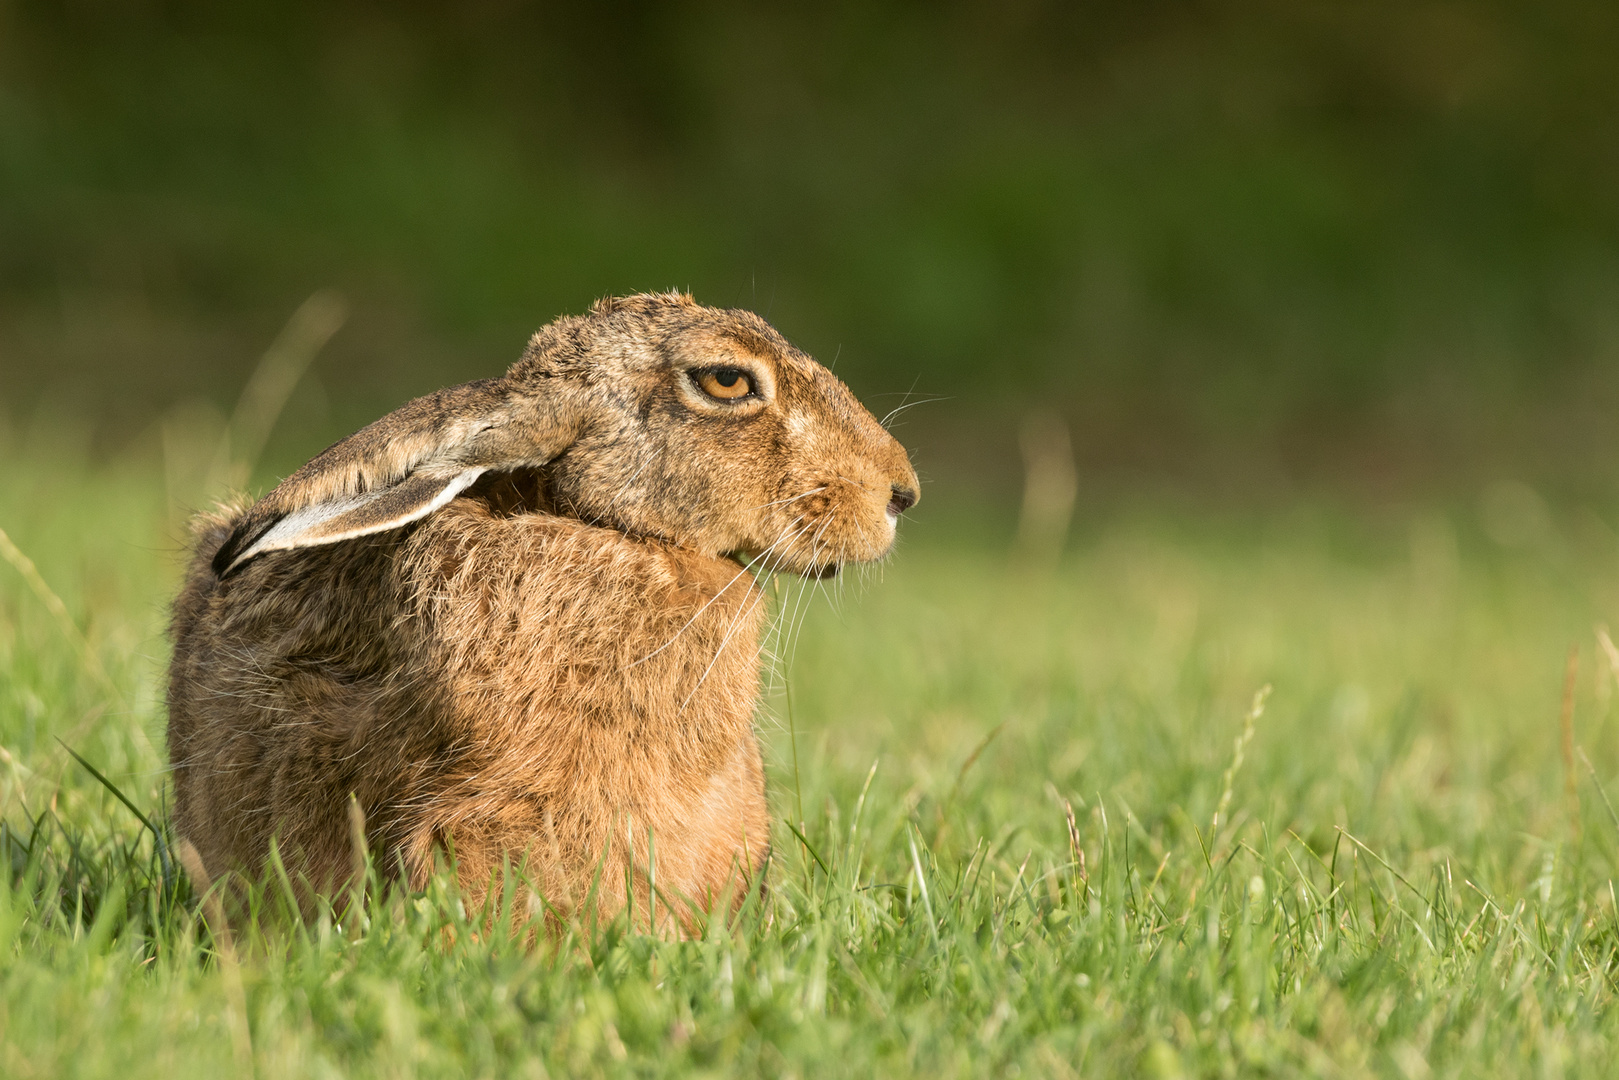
[697,368,754,401]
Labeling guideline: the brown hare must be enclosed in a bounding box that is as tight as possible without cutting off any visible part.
[167,291,918,932]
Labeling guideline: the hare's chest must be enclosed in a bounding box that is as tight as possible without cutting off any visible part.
[640,731,772,918]
[413,520,767,768]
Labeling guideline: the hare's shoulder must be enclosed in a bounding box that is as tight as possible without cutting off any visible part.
[409,494,758,610]
[400,498,763,689]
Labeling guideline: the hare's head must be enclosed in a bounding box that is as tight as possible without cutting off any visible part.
[213,292,918,578]
[521,293,917,575]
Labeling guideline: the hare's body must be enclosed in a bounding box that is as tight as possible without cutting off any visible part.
[168,293,916,930]
[171,482,769,921]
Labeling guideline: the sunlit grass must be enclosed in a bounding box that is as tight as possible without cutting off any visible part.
[4,459,1619,1077]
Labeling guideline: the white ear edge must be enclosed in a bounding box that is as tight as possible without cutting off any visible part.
[223,466,487,575]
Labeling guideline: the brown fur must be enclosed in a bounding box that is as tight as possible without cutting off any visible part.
[167,292,917,932]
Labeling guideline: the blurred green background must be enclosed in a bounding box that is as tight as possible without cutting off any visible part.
[3,0,1618,501]
[11,8,1619,1072]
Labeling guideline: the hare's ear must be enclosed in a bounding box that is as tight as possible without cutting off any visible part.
[213,379,579,577]
[212,466,489,576]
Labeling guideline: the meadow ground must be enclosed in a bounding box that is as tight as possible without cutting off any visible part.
[4,456,1619,1078]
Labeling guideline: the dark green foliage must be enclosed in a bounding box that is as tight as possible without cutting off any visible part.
[3,2,1617,476]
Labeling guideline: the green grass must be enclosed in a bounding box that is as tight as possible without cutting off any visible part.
[4,458,1619,1077]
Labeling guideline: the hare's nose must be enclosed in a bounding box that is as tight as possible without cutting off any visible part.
[887,485,918,517]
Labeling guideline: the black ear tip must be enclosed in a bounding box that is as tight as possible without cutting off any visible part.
[211,514,276,578]
[211,536,242,578]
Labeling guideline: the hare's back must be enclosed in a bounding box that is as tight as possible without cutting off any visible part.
[167,508,427,883]
[167,490,768,893]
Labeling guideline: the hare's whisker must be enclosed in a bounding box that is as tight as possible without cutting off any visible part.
[777,515,835,675]
[880,394,947,429]
[756,519,825,686]
[743,486,827,513]
[678,581,773,712]
[625,512,810,669]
